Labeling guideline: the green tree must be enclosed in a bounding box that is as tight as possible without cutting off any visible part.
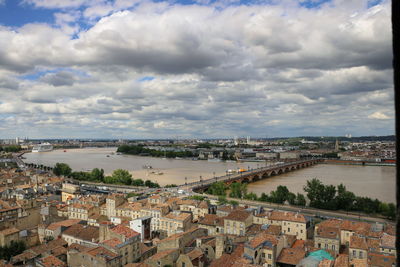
[244,192,258,200]
[287,192,296,205]
[218,195,228,205]
[91,168,104,182]
[53,163,72,176]
[335,184,355,211]
[269,185,290,204]
[229,182,247,198]
[207,182,227,196]
[131,179,145,186]
[295,193,306,206]
[304,178,326,208]
[111,169,132,185]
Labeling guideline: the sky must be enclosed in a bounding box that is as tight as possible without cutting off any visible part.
[0,0,394,139]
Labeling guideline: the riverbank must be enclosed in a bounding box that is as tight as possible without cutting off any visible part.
[323,159,395,166]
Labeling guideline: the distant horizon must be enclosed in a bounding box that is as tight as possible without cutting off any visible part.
[1,134,395,141]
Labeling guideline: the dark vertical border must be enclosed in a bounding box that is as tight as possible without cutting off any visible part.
[394,0,400,264]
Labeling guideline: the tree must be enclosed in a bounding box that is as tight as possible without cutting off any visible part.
[91,168,104,182]
[218,195,228,205]
[269,185,290,204]
[287,192,296,205]
[207,182,226,196]
[244,192,258,200]
[295,193,306,206]
[111,169,132,185]
[53,163,72,176]
[229,182,247,198]
[131,179,145,186]
[335,184,355,211]
[304,178,326,208]
[259,193,270,202]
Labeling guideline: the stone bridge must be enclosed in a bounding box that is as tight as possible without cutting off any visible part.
[189,159,322,192]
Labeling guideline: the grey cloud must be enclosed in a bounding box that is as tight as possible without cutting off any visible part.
[40,71,76,86]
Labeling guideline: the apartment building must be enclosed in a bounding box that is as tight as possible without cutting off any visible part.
[100,224,141,265]
[268,211,308,240]
[158,211,192,237]
[67,203,98,221]
[61,224,99,247]
[349,236,368,261]
[314,227,340,255]
[244,230,284,267]
[223,210,253,236]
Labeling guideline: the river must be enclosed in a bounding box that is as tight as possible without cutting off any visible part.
[23,147,396,203]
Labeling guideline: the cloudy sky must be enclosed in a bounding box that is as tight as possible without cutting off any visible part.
[0,0,393,139]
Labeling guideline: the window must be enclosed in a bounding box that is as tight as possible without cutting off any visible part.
[359,251,363,258]
[182,262,185,267]
[332,245,335,251]
[288,228,290,232]
[325,244,328,249]
[318,243,321,248]
[352,250,356,257]
[268,254,272,259]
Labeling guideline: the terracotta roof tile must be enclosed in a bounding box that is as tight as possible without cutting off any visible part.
[276,248,306,265]
[247,231,279,249]
[334,254,349,267]
[349,236,368,250]
[269,210,306,223]
[316,227,340,239]
[380,233,395,249]
[86,246,120,261]
[111,224,140,239]
[225,210,252,222]
[368,253,396,267]
[37,255,66,267]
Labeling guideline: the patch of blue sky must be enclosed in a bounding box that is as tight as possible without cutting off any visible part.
[299,0,332,9]
[138,76,155,82]
[367,0,383,8]
[0,0,55,27]
[19,67,89,80]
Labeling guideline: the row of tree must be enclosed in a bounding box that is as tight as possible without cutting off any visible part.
[117,145,195,158]
[52,163,160,187]
[0,145,22,153]
[206,178,395,219]
[303,178,395,219]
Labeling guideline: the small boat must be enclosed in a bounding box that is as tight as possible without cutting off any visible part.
[106,155,110,157]
[143,165,153,169]
[64,150,67,152]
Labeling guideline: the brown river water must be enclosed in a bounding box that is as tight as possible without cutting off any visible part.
[24,147,395,203]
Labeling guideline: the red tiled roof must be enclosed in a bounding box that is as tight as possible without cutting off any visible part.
[86,246,120,262]
[269,210,306,223]
[276,248,306,265]
[111,224,140,239]
[349,236,368,250]
[37,255,66,267]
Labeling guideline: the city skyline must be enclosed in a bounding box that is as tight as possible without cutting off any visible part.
[0,0,394,139]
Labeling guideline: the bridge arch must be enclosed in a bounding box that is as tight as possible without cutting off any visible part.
[253,175,261,181]
[261,172,269,179]
[270,170,277,176]
[277,169,283,174]
[242,178,250,183]
[290,166,296,171]
[284,167,290,172]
